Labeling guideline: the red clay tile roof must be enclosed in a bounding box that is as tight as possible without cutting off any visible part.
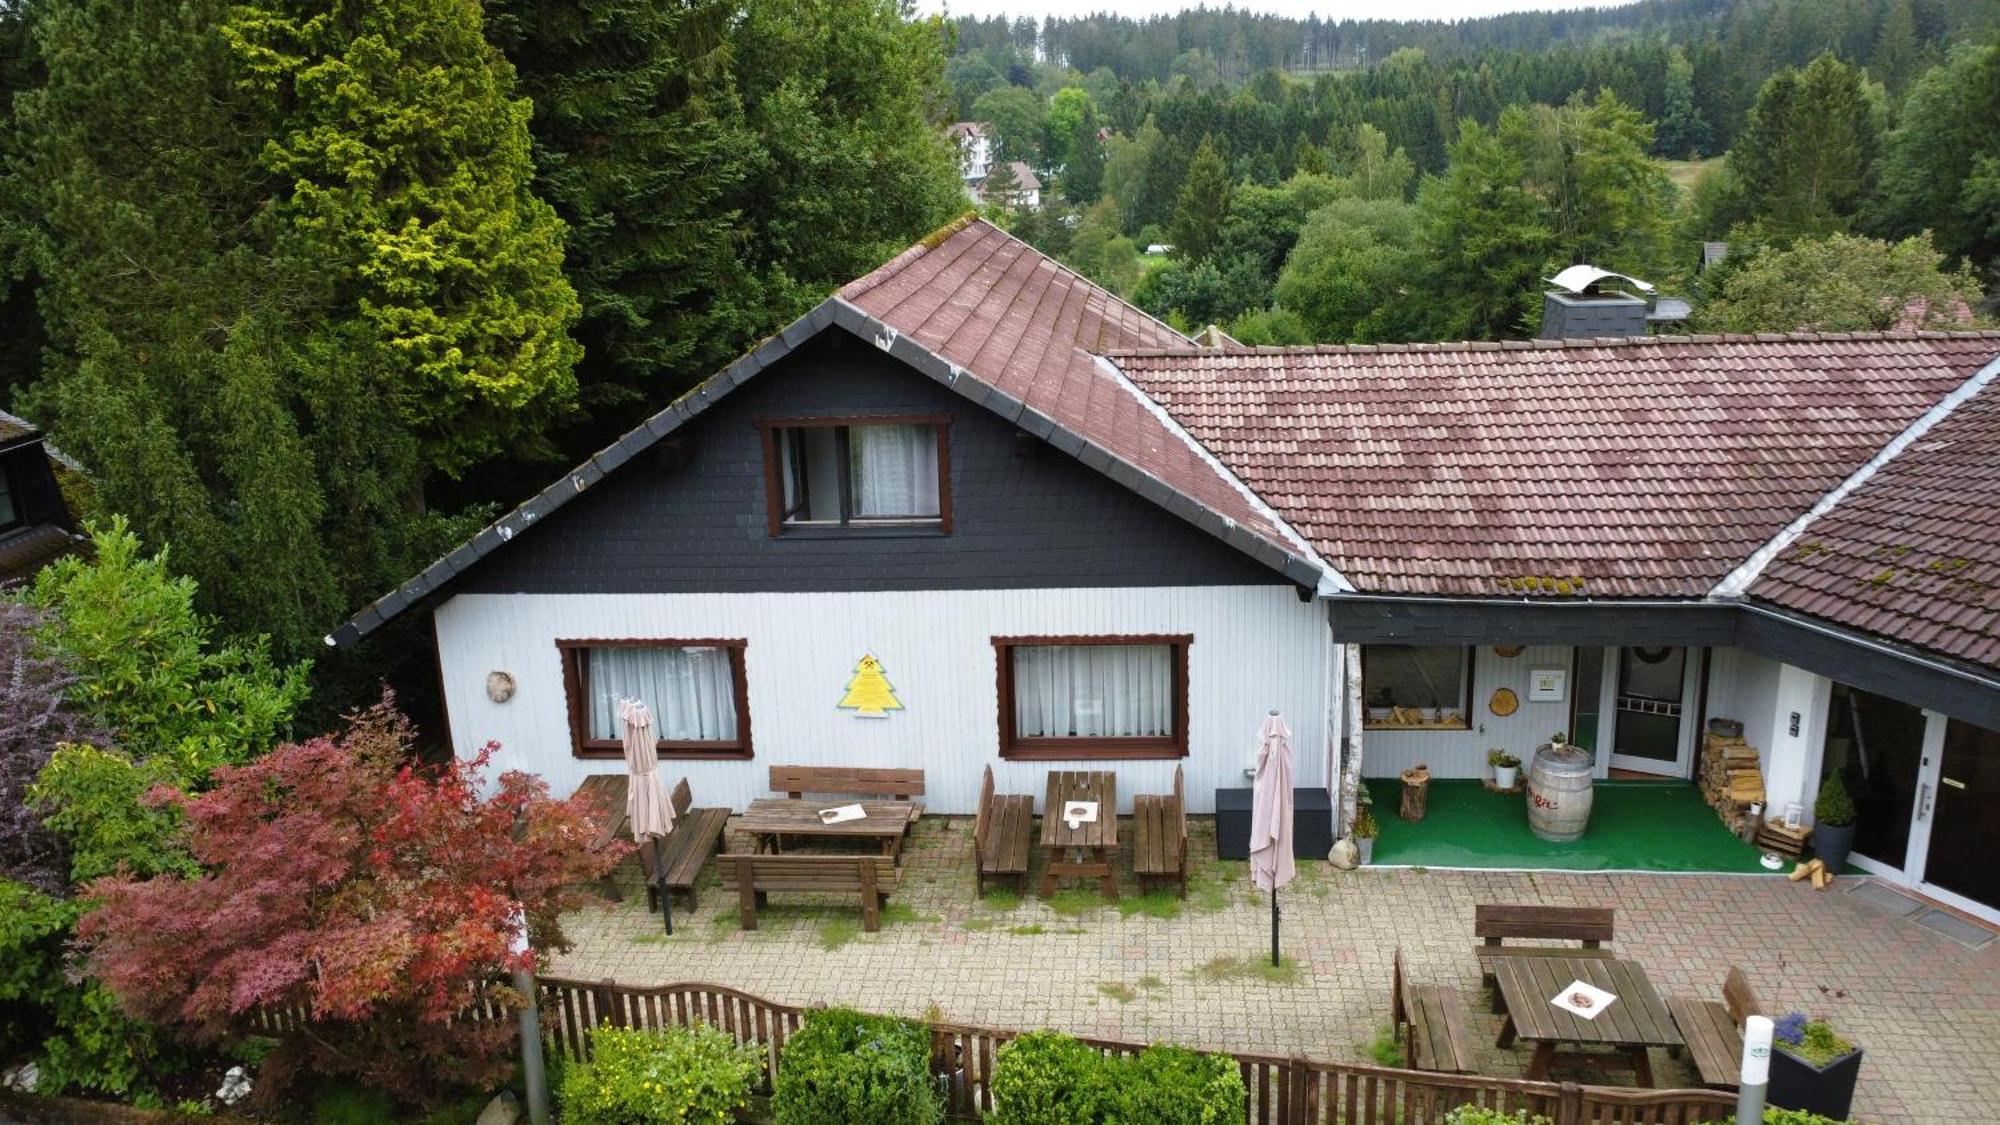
[1751,377,2000,668]
[840,217,1309,568]
[1110,334,2000,599]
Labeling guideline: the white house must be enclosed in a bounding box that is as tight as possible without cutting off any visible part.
[333,218,2000,925]
[945,121,993,183]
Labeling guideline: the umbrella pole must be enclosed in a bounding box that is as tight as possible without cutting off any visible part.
[652,837,673,935]
[1270,888,1280,968]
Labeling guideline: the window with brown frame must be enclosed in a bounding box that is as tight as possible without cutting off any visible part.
[992,635,1191,760]
[558,639,752,759]
[756,415,952,535]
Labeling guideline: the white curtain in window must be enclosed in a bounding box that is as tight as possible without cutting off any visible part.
[587,647,737,742]
[849,424,939,517]
[1013,644,1172,738]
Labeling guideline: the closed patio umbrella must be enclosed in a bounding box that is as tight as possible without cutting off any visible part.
[620,698,678,933]
[1250,711,1297,967]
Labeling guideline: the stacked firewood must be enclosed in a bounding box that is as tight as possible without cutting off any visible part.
[1698,725,1765,835]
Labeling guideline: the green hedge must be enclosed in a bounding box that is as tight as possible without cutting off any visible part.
[771,1007,944,1125]
[989,1031,1246,1124]
[1444,1108,1554,1125]
[558,1023,763,1124]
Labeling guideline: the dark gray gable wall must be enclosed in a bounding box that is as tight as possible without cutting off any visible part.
[454,332,1282,595]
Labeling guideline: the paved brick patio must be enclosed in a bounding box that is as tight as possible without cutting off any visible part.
[553,816,2000,1123]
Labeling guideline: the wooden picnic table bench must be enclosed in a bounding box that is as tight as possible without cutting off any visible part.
[769,765,925,816]
[973,765,1032,895]
[735,797,916,858]
[576,774,730,912]
[717,853,900,932]
[1666,966,1762,1089]
[1391,947,1475,1074]
[1040,770,1117,898]
[1474,903,1615,985]
[1491,954,1682,1086]
[1132,765,1188,896]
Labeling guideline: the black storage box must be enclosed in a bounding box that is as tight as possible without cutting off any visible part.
[1213,787,1333,860]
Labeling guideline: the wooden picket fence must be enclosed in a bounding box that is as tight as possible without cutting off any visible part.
[533,976,1735,1125]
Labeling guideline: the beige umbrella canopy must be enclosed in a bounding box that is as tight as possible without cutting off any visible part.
[1250,711,1296,966]
[620,698,677,932]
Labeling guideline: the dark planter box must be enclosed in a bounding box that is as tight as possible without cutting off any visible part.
[1769,1044,1863,1120]
[1214,787,1332,860]
[1812,821,1857,873]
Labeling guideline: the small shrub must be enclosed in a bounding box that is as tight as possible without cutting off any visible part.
[1813,773,1857,827]
[1352,807,1379,839]
[559,1023,763,1125]
[1445,1108,1553,1125]
[1362,1022,1403,1067]
[1695,1111,1851,1124]
[1117,1044,1246,1124]
[988,1031,1115,1125]
[1772,1011,1855,1067]
[772,1008,942,1125]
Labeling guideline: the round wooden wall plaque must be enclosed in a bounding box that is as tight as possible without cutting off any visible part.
[1488,687,1520,717]
[1494,644,1525,657]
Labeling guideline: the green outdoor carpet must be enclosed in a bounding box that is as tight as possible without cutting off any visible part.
[1364,779,1773,873]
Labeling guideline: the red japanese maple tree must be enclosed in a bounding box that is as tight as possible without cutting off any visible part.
[79,697,624,1104]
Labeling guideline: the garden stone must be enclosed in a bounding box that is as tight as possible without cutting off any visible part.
[1327,837,1357,870]
[476,1089,522,1125]
[2,1062,39,1092]
[215,1065,252,1106]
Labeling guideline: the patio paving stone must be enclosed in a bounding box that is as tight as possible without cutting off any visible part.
[553,815,2000,1123]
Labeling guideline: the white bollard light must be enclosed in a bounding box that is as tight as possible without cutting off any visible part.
[510,908,551,1125]
[1736,1013,1773,1123]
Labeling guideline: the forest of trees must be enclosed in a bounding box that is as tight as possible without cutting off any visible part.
[952,0,1997,349]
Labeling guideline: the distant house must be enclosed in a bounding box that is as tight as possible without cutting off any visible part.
[974,161,1041,212]
[944,122,993,184]
[335,219,2000,925]
[0,408,82,587]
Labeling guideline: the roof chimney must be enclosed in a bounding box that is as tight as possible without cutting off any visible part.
[1538,265,1654,340]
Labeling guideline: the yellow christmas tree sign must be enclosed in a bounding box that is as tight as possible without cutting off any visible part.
[837,653,903,718]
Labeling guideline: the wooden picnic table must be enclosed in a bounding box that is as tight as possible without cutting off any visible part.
[1490,954,1684,1087]
[734,797,917,859]
[1040,770,1117,898]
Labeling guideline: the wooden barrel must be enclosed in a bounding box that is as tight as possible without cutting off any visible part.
[1526,743,1595,842]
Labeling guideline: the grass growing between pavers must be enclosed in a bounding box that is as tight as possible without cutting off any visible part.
[1192,955,1302,985]
[1361,1023,1404,1067]
[1116,889,1183,919]
[1097,981,1138,1004]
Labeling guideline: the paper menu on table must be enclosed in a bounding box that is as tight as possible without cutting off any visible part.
[818,804,867,824]
[1548,980,1617,1020]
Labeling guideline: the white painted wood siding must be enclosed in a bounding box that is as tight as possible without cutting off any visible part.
[1360,645,1579,780]
[435,586,1330,814]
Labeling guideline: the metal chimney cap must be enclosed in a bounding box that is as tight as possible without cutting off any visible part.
[1545,265,1656,296]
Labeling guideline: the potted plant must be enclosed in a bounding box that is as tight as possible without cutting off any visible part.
[1487,749,1522,790]
[1811,773,1858,874]
[1768,1011,1863,1119]
[1549,730,1568,749]
[1352,807,1379,864]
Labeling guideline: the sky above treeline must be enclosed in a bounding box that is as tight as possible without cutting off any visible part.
[920,0,1636,22]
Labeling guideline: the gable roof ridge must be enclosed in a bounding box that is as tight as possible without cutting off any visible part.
[838,212,984,302]
[1094,354,1346,593]
[1101,327,2000,361]
[1713,348,2000,599]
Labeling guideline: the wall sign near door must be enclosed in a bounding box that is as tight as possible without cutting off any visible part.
[1529,668,1566,703]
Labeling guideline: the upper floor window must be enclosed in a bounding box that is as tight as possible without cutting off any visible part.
[758,416,951,535]
[0,465,17,531]
[1362,644,1472,730]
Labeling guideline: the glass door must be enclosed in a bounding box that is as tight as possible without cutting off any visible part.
[1608,647,1697,776]
[1913,719,2000,923]
[1820,685,1929,875]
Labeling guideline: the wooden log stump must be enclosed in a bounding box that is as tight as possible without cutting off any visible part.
[1399,764,1431,822]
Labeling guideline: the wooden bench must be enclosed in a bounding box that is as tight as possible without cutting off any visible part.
[635,779,731,913]
[578,774,730,913]
[1666,966,1761,1089]
[769,765,924,824]
[973,766,1032,895]
[717,854,900,932]
[1474,904,1615,986]
[1132,765,1188,896]
[1391,947,1475,1074]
